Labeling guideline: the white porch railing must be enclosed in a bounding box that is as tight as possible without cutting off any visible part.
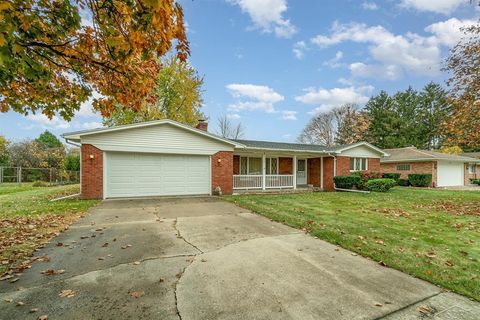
[233,175,263,189]
[266,174,294,188]
[233,174,294,190]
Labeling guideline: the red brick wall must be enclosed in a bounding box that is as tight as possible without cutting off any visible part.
[336,156,351,176]
[212,151,233,195]
[307,158,321,187]
[368,158,381,172]
[465,163,479,185]
[380,161,436,187]
[81,144,103,199]
[323,157,335,191]
[279,157,293,174]
[233,155,240,175]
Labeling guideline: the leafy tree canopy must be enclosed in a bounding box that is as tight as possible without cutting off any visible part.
[0,0,189,120]
[36,130,63,149]
[103,56,204,126]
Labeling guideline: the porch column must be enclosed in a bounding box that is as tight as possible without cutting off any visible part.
[320,157,324,190]
[293,155,297,190]
[262,153,266,190]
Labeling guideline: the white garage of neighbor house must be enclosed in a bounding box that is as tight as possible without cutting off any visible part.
[62,119,388,199]
[380,147,480,187]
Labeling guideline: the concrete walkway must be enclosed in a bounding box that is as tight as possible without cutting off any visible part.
[0,197,478,320]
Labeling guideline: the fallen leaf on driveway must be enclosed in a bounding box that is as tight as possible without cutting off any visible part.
[4,298,13,303]
[101,243,108,247]
[16,301,25,306]
[374,303,383,307]
[130,291,144,298]
[59,289,75,298]
[351,253,358,256]
[133,261,140,265]
[38,315,48,320]
[418,305,434,315]
[159,277,165,283]
[30,308,39,313]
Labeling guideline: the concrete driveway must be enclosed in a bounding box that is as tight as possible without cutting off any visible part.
[1,197,478,320]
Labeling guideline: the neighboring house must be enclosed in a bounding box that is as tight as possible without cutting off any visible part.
[62,119,387,199]
[380,147,480,187]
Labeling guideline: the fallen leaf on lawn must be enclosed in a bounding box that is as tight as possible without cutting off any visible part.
[59,289,75,298]
[459,251,468,256]
[444,260,454,267]
[30,308,39,313]
[378,261,387,267]
[374,239,384,245]
[425,251,436,259]
[16,301,25,306]
[133,261,141,265]
[130,291,144,298]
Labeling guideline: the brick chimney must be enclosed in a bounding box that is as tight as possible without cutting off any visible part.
[196,119,208,132]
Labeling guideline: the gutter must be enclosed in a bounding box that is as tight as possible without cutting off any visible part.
[65,138,81,148]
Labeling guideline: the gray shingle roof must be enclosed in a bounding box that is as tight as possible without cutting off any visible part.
[233,139,356,153]
[382,147,479,162]
[464,152,480,159]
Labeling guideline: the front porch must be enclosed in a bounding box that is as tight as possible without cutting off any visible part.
[232,153,323,191]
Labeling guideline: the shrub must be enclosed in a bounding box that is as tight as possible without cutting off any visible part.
[471,179,480,185]
[397,178,410,186]
[333,175,361,189]
[408,174,432,187]
[32,180,48,187]
[382,173,401,181]
[366,178,396,192]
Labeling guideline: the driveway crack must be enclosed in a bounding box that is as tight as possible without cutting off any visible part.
[173,256,196,320]
[173,218,204,254]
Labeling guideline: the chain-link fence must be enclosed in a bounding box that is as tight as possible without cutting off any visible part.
[0,167,80,185]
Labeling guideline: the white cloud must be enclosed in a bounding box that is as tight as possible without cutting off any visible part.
[26,113,70,129]
[227,113,241,120]
[293,41,307,59]
[281,110,297,120]
[349,62,402,80]
[229,0,297,38]
[226,84,284,103]
[295,85,374,114]
[310,19,476,79]
[362,1,379,10]
[425,18,476,46]
[322,51,344,68]
[81,121,102,130]
[400,0,464,14]
[226,84,284,114]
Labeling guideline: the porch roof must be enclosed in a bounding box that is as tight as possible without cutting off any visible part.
[233,140,388,157]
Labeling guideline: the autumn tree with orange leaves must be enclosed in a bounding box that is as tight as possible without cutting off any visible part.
[444,22,480,151]
[0,0,189,120]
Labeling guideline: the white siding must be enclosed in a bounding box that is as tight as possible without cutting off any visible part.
[340,145,382,158]
[82,123,233,155]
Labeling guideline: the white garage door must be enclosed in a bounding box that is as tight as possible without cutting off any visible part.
[106,152,210,198]
[437,161,464,187]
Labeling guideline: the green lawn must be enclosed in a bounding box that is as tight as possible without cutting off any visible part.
[225,188,480,301]
[0,184,99,275]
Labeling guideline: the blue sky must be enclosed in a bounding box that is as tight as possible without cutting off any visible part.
[0,0,478,142]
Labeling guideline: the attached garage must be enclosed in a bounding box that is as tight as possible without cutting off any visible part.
[105,152,210,198]
[437,161,464,187]
[62,120,238,199]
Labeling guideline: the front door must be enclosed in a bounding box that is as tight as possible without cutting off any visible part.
[297,159,307,185]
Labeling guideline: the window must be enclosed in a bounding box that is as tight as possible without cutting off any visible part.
[266,158,278,175]
[469,164,477,174]
[396,164,411,171]
[350,157,368,171]
[239,157,278,175]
